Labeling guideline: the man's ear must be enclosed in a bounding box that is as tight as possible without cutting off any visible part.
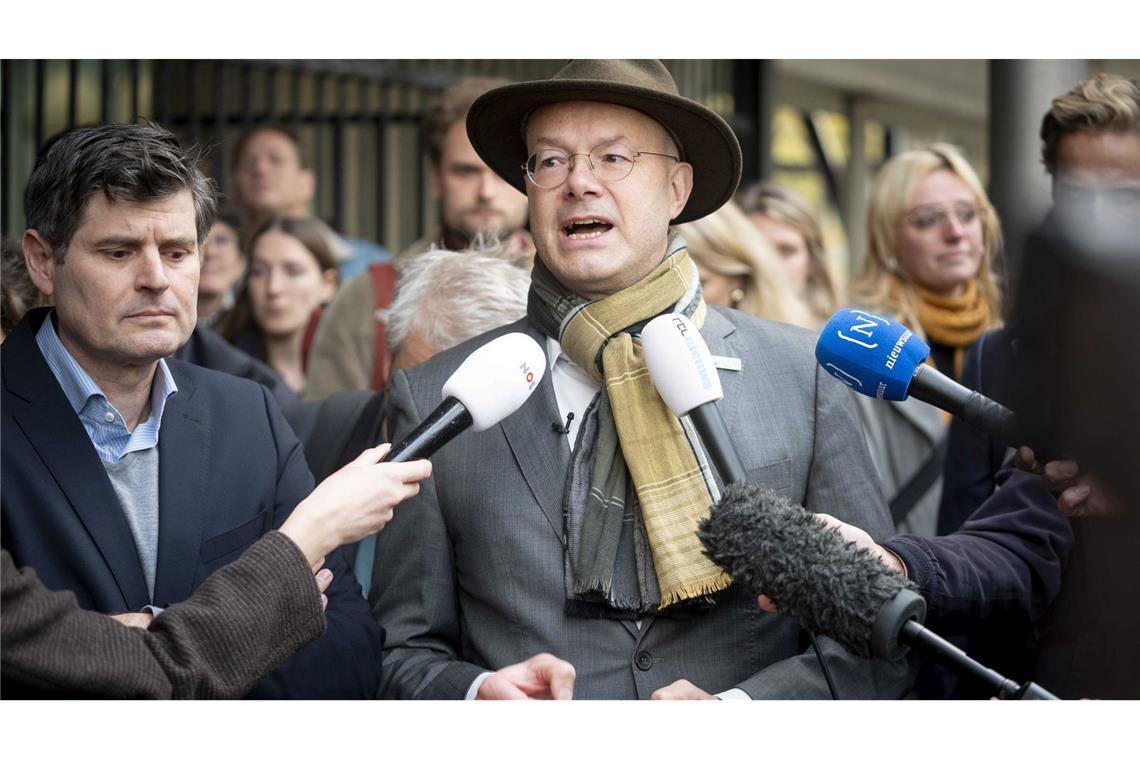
[669,162,694,220]
[23,230,57,298]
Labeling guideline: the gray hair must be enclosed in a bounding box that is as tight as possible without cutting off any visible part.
[385,245,531,356]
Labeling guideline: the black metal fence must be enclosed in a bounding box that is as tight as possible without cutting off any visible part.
[2,59,762,253]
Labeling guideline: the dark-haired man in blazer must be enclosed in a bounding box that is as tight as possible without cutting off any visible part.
[2,122,382,698]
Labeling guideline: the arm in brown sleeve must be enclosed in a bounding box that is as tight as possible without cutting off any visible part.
[2,531,325,699]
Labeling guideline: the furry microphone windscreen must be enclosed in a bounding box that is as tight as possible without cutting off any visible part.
[697,482,915,658]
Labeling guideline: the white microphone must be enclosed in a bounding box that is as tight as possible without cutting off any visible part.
[386,333,546,462]
[642,314,746,484]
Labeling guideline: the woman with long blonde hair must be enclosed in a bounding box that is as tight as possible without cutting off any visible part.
[677,200,815,329]
[737,182,840,328]
[850,144,1003,537]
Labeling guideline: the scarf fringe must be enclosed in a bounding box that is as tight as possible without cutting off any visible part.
[657,572,734,610]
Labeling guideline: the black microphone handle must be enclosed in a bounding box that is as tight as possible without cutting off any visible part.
[687,401,748,486]
[384,397,473,463]
[897,619,1059,700]
[909,364,1020,447]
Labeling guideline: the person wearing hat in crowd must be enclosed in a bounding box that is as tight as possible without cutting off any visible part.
[369,60,913,700]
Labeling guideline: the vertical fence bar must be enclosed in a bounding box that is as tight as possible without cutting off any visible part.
[332,74,345,232]
[154,61,170,125]
[34,59,46,154]
[404,83,426,243]
[213,61,227,185]
[129,60,140,121]
[267,63,279,120]
[188,60,200,145]
[67,59,79,129]
[313,71,326,221]
[100,60,114,124]
[239,62,253,130]
[1,60,13,233]
[290,66,302,129]
[375,110,387,248]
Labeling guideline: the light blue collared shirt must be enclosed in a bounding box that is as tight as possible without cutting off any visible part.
[36,312,178,464]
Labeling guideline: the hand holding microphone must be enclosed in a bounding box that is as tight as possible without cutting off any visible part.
[1014,446,1120,517]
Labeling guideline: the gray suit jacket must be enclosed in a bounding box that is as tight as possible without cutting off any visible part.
[371,307,915,699]
[854,394,948,537]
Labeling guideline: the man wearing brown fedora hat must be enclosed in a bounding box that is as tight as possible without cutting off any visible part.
[370,60,912,699]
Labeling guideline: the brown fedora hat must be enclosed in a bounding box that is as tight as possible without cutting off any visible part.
[466,59,742,224]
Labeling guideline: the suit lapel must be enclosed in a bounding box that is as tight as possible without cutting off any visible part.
[2,310,150,609]
[152,366,210,606]
[498,323,571,544]
[697,308,738,366]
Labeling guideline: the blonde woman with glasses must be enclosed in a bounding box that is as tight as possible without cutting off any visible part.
[851,143,1003,536]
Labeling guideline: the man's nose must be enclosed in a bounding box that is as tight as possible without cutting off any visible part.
[563,154,602,197]
[136,249,170,291]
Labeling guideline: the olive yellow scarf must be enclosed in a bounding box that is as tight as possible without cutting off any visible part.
[528,234,731,614]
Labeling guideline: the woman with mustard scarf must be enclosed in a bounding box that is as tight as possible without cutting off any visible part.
[850,143,1003,537]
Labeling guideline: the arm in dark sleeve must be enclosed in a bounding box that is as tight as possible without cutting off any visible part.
[736,362,916,699]
[1,532,324,699]
[938,330,1015,535]
[244,385,385,699]
[887,468,1073,634]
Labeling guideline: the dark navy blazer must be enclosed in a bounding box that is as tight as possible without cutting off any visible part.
[1,308,383,698]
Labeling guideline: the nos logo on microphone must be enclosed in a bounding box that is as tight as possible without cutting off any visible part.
[520,361,537,391]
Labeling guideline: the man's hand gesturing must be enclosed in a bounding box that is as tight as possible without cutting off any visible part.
[476,653,576,700]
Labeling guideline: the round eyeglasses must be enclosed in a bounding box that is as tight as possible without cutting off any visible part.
[522,142,679,188]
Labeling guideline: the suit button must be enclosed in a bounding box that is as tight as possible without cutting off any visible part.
[635,650,653,671]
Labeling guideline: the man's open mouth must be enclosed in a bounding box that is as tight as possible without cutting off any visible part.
[562,218,614,240]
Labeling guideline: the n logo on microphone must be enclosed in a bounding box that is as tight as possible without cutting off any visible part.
[835,310,889,350]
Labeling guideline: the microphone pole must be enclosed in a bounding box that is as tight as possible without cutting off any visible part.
[898,618,1056,700]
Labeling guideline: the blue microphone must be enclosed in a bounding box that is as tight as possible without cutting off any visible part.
[816,309,1020,448]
